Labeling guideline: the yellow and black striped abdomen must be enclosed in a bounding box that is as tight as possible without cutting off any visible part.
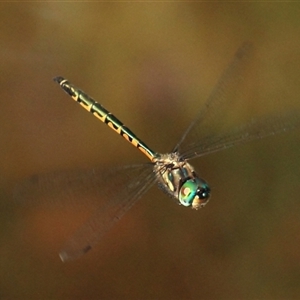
[54,77,156,161]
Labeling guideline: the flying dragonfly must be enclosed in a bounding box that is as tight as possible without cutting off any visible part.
[16,42,300,262]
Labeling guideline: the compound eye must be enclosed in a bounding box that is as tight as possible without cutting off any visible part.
[193,180,211,210]
[178,180,198,207]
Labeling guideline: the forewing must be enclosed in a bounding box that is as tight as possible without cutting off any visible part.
[175,42,300,160]
[14,163,155,261]
[59,164,155,262]
[174,42,254,154]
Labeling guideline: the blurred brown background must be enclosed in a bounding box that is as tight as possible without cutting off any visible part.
[1,3,300,300]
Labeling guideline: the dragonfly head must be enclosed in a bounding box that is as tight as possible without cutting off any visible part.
[179,178,210,210]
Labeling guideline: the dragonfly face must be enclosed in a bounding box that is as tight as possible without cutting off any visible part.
[153,152,210,209]
[179,177,210,209]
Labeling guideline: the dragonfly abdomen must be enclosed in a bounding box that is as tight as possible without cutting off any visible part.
[54,77,156,161]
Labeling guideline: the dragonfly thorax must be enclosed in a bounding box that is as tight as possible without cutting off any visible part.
[153,153,210,210]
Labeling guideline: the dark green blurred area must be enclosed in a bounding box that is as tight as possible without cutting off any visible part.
[1,3,300,300]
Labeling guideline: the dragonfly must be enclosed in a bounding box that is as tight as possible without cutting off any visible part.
[16,42,300,262]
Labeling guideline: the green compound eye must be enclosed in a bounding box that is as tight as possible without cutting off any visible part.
[179,180,198,206]
[179,178,211,208]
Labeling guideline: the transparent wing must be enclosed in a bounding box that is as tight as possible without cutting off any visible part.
[174,42,300,160]
[59,164,156,262]
[181,111,300,160]
[14,163,156,261]
[14,168,110,208]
